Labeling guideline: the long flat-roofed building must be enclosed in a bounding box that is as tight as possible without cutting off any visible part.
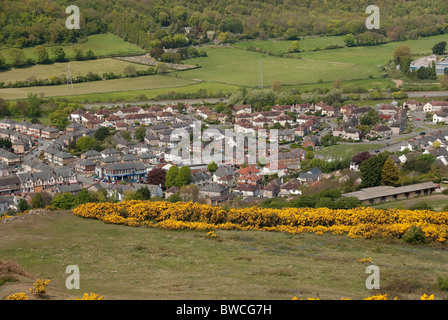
[342,182,439,205]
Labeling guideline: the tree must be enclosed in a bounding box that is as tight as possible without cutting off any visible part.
[380,157,401,187]
[432,41,447,55]
[179,185,199,202]
[343,34,356,47]
[51,193,75,209]
[147,168,166,186]
[165,166,179,189]
[26,93,41,117]
[94,126,111,141]
[135,126,146,142]
[0,53,7,69]
[133,187,151,200]
[289,40,301,52]
[123,65,137,77]
[51,47,66,62]
[156,62,168,74]
[73,47,85,60]
[31,193,44,209]
[17,198,29,212]
[393,45,411,64]
[360,152,388,188]
[76,136,96,152]
[85,49,95,60]
[174,166,191,187]
[207,161,218,173]
[271,80,282,92]
[74,189,92,206]
[8,48,26,67]
[441,74,448,90]
[351,151,372,166]
[34,45,50,64]
[284,28,299,40]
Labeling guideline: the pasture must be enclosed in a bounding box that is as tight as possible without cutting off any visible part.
[0,33,145,65]
[0,58,152,83]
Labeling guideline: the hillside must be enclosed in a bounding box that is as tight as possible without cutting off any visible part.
[1,210,448,300]
[1,0,448,50]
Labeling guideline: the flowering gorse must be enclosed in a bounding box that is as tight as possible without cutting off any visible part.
[73,201,448,242]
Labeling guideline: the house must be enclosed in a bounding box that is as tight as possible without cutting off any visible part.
[370,125,393,137]
[199,182,228,198]
[233,105,252,115]
[97,162,147,183]
[0,175,21,195]
[101,148,121,158]
[190,171,212,187]
[0,118,16,131]
[0,148,21,166]
[114,107,145,117]
[164,186,180,199]
[53,151,73,166]
[298,167,322,184]
[262,162,288,177]
[55,184,83,195]
[15,120,32,133]
[81,149,102,161]
[146,184,164,198]
[423,101,448,112]
[41,126,59,139]
[278,178,301,196]
[403,100,421,111]
[433,111,448,124]
[66,122,85,132]
[302,135,319,150]
[75,158,97,174]
[262,179,281,198]
[232,184,259,197]
[236,173,263,187]
[216,174,234,187]
[70,109,86,122]
[213,166,236,182]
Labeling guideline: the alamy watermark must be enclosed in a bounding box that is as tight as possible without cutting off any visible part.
[65,265,80,289]
[365,5,380,30]
[66,5,80,30]
[365,265,380,290]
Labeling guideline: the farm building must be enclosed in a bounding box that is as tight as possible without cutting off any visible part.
[342,182,439,205]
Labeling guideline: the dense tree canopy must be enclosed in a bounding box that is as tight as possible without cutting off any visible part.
[1,0,447,49]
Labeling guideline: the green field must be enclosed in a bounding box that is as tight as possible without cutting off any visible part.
[0,33,145,65]
[0,75,199,100]
[0,58,152,83]
[234,36,346,54]
[50,82,239,104]
[316,143,384,160]
[1,33,447,103]
[1,210,447,300]
[174,46,382,87]
[180,34,448,89]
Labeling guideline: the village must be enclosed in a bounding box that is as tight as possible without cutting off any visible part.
[0,98,447,213]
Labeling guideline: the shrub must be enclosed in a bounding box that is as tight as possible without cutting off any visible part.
[437,276,448,291]
[408,201,434,211]
[403,225,427,245]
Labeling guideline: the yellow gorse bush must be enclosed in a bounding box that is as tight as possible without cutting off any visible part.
[30,279,50,295]
[72,201,448,242]
[75,293,104,300]
[6,292,28,300]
